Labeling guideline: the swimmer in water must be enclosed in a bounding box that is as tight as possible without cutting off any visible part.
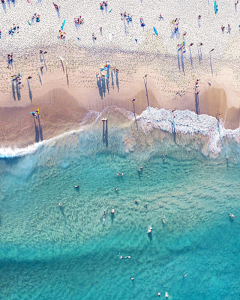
[120,256,123,259]
[116,173,119,177]
[59,203,62,206]
[111,209,115,214]
[229,213,235,218]
[125,256,131,259]
[165,292,169,298]
[75,185,79,188]
[144,202,148,208]
[147,226,152,234]
[115,188,119,191]
[131,277,134,281]
[158,292,161,297]
[135,200,139,204]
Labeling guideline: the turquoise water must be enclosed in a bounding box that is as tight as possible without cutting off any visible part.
[0,121,240,299]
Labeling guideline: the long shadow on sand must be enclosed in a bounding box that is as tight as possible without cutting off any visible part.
[116,71,119,92]
[16,82,21,100]
[34,118,39,142]
[27,80,33,102]
[37,115,43,141]
[11,81,16,101]
[195,92,200,115]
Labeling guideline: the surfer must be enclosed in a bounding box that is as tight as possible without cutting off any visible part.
[162,215,165,223]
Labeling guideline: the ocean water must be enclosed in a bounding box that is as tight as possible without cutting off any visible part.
[0,108,240,300]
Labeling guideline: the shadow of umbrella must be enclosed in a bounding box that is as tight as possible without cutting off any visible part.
[27,77,33,102]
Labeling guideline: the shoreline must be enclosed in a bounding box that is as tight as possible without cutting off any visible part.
[1,106,240,163]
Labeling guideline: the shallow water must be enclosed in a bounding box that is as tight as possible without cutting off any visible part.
[0,117,240,299]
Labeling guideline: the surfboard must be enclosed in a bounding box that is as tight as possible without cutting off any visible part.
[61,20,66,30]
[153,27,158,35]
[214,1,218,14]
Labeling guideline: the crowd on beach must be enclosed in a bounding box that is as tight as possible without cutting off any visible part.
[3,0,240,92]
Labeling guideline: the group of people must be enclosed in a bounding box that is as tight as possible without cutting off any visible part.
[1,0,15,3]
[100,1,108,10]
[30,109,40,118]
[221,24,231,33]
[59,29,66,40]
[171,18,180,36]
[74,16,84,25]
[140,17,145,27]
[30,13,40,24]
[11,73,22,84]
[120,11,133,23]
[7,53,13,69]
[9,23,19,36]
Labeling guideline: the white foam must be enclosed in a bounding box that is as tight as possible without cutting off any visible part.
[138,107,240,156]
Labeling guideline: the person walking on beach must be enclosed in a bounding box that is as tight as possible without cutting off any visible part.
[227,24,231,33]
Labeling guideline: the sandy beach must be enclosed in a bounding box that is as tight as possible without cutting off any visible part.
[0,0,240,148]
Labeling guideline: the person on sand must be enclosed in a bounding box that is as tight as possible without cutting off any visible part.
[53,2,59,10]
[92,33,97,41]
[228,24,231,33]
[221,25,225,33]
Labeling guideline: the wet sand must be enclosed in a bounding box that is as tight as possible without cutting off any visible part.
[0,44,240,148]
